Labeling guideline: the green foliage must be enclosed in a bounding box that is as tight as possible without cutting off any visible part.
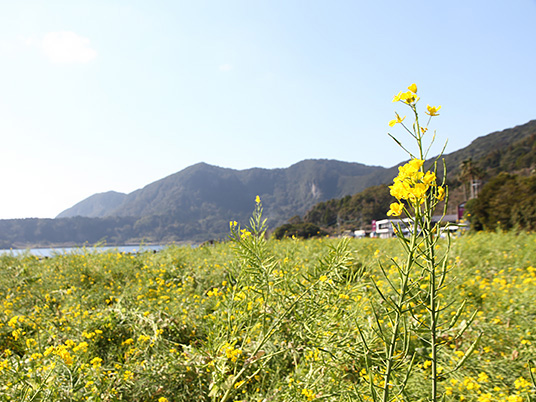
[272,222,326,240]
[477,133,536,176]
[444,119,536,185]
[467,173,536,231]
[1,234,535,401]
[299,184,391,231]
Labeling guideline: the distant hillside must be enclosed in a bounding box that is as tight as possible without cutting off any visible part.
[0,119,534,248]
[57,159,387,229]
[296,120,536,234]
[442,119,536,182]
[303,184,392,233]
[57,191,127,218]
[0,216,136,250]
[467,173,536,231]
[473,132,536,178]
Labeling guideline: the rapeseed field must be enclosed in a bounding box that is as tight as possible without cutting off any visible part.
[0,231,535,401]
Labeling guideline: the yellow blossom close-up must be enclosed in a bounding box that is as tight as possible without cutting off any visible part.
[387,202,404,217]
[426,104,442,116]
[388,158,439,206]
[388,112,406,127]
[393,90,420,104]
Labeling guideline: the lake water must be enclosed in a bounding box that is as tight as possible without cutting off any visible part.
[0,245,167,258]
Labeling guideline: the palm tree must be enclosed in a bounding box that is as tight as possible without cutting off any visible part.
[459,159,483,200]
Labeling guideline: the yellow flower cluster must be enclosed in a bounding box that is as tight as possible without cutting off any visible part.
[392,83,419,105]
[389,83,441,126]
[46,344,74,365]
[387,159,445,216]
[301,388,316,400]
[221,342,243,362]
[137,334,152,343]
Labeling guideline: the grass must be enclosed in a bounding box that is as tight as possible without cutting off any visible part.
[0,231,535,401]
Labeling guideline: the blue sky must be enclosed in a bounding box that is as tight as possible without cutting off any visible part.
[1,0,535,219]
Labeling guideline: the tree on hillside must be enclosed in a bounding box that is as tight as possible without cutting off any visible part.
[272,222,326,240]
[300,185,391,232]
[467,172,536,231]
[459,158,484,200]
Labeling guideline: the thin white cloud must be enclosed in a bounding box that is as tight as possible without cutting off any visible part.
[219,63,233,72]
[41,31,97,64]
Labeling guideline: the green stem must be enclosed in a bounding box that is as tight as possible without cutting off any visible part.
[381,227,418,401]
[415,102,439,401]
[423,193,438,402]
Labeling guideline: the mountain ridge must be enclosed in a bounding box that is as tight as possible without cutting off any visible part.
[58,118,536,223]
[0,119,533,248]
[57,158,388,223]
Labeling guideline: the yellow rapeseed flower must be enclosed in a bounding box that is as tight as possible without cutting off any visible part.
[477,372,489,383]
[436,186,445,201]
[222,343,243,362]
[7,316,19,328]
[56,347,73,365]
[90,357,103,368]
[407,158,424,171]
[411,183,428,202]
[423,171,436,186]
[514,376,531,389]
[426,104,441,116]
[12,329,22,341]
[234,380,245,389]
[393,90,420,105]
[387,202,404,217]
[389,180,409,199]
[138,334,151,343]
[507,396,523,402]
[388,159,443,211]
[301,388,316,401]
[408,83,417,93]
[388,112,406,127]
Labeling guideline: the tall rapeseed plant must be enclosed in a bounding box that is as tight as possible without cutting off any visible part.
[360,84,477,402]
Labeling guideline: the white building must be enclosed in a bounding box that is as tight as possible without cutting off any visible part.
[372,214,460,239]
[373,218,412,238]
